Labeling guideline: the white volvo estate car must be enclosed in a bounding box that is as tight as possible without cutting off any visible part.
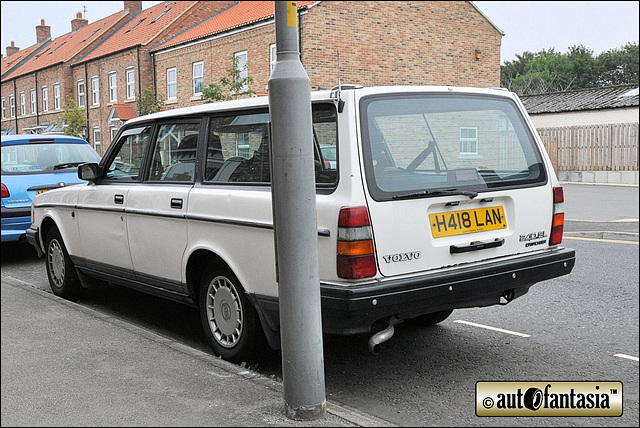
[28,86,575,363]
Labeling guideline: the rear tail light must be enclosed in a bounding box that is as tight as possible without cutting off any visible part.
[1,183,9,198]
[549,186,565,245]
[337,206,377,279]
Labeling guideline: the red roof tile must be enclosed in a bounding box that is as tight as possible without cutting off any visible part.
[154,1,317,51]
[1,42,45,77]
[112,103,138,120]
[79,1,199,63]
[3,11,128,80]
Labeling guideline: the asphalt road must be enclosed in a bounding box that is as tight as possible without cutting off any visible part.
[1,183,638,426]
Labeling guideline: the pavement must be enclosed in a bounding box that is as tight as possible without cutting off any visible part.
[1,276,395,427]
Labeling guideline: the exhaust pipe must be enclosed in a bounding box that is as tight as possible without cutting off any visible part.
[368,316,401,354]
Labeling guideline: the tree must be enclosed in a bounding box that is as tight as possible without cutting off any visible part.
[501,42,639,96]
[57,98,87,137]
[136,88,165,116]
[202,54,255,102]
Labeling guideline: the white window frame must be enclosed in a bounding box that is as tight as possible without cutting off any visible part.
[77,79,85,108]
[54,83,61,110]
[93,127,101,155]
[30,89,36,114]
[43,87,49,112]
[91,76,100,106]
[270,44,277,74]
[109,72,117,103]
[10,95,16,117]
[1,98,6,119]
[20,92,26,116]
[235,51,248,91]
[167,67,177,100]
[126,67,135,100]
[192,61,204,96]
[460,127,479,155]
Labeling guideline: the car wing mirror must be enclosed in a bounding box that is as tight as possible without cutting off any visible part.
[78,163,100,182]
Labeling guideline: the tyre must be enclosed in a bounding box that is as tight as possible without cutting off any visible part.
[199,264,264,363]
[408,309,453,327]
[45,227,83,301]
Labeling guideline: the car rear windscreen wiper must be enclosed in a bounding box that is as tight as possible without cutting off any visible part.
[392,188,478,200]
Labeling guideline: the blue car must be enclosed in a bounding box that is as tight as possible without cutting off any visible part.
[1,134,100,243]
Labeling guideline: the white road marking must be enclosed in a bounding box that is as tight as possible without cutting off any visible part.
[614,354,639,362]
[564,236,639,245]
[453,320,530,337]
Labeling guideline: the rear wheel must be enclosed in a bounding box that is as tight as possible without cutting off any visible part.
[45,227,82,301]
[199,264,263,363]
[408,309,453,327]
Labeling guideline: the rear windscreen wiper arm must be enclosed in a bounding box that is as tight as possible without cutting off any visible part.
[53,162,84,170]
[392,188,478,200]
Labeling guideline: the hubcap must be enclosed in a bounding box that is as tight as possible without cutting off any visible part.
[206,276,243,348]
[48,239,65,288]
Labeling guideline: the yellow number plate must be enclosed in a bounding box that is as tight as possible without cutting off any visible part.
[36,189,50,195]
[429,206,507,238]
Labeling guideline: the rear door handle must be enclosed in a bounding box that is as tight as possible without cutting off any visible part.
[171,198,183,209]
[114,194,124,204]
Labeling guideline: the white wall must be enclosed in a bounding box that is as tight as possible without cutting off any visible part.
[529,107,639,128]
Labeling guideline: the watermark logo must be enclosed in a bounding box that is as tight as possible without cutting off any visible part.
[476,381,623,417]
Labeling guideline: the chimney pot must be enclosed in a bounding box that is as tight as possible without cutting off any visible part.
[36,19,51,43]
[6,41,20,56]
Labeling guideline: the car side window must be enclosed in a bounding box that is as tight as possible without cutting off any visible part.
[204,104,338,186]
[146,122,200,182]
[205,111,271,183]
[104,126,151,181]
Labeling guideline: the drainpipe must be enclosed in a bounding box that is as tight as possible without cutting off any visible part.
[84,63,89,142]
[35,71,40,129]
[13,79,18,133]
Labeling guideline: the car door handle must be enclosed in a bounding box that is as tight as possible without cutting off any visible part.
[114,194,124,204]
[450,238,504,254]
[171,198,183,209]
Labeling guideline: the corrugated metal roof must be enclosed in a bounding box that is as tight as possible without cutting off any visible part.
[152,1,317,52]
[519,84,639,114]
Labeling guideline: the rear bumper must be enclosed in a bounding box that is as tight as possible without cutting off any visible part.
[1,213,31,243]
[253,247,575,337]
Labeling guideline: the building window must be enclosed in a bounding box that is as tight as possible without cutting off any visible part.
[54,83,61,110]
[167,67,177,100]
[126,68,135,100]
[235,51,248,90]
[10,95,15,117]
[91,77,99,106]
[30,89,36,113]
[20,92,26,116]
[193,61,204,96]
[109,72,117,103]
[42,87,49,112]
[93,127,101,155]
[1,98,6,119]
[77,80,85,107]
[270,44,276,74]
[460,127,479,155]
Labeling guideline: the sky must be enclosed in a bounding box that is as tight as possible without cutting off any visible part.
[1,1,638,64]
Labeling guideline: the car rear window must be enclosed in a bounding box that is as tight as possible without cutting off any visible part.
[359,93,547,201]
[1,141,100,175]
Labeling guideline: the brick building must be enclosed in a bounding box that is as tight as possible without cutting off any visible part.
[151,1,503,110]
[2,1,504,155]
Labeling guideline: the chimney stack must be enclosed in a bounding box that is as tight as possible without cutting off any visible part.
[6,41,19,57]
[124,1,142,15]
[36,19,51,44]
[71,12,89,32]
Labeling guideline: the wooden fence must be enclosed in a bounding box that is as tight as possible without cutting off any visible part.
[537,122,638,172]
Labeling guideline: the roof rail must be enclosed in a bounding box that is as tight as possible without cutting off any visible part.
[330,84,364,91]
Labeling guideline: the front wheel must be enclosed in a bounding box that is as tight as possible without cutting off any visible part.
[199,264,264,363]
[45,227,82,301]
